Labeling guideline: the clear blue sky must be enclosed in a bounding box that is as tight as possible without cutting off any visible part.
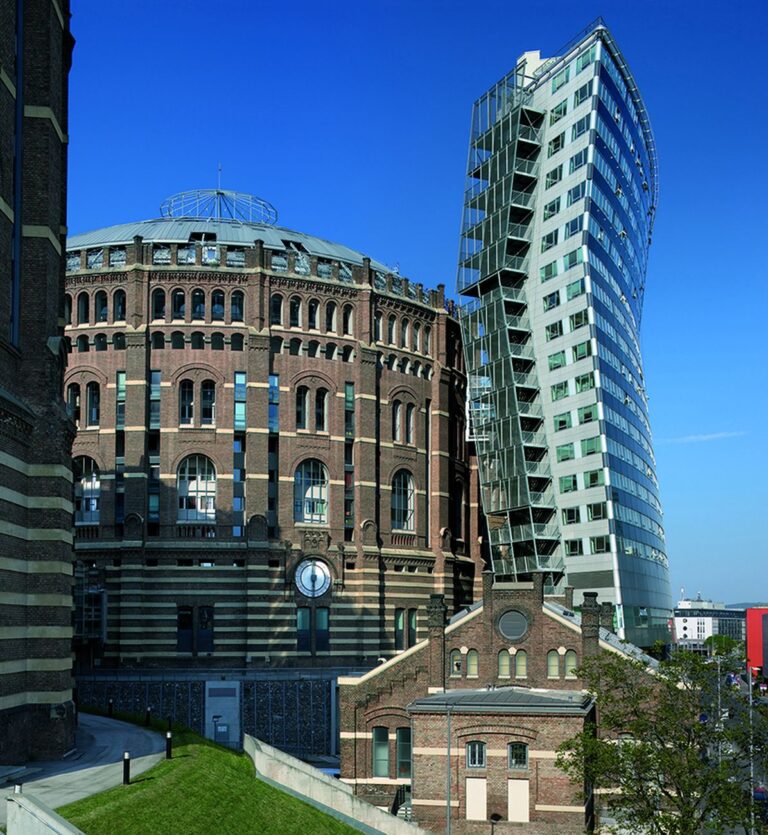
[67,0,767,604]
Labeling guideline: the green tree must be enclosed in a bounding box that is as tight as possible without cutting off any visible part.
[555,649,768,835]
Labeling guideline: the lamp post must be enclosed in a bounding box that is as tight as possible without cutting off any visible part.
[749,665,755,835]
[446,706,452,835]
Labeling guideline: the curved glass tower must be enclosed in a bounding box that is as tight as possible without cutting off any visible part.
[457,19,672,646]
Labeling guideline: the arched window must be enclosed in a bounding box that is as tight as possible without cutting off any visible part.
[411,360,421,378]
[73,456,100,525]
[498,650,511,678]
[231,333,244,351]
[564,649,578,679]
[405,404,415,445]
[64,294,72,325]
[387,354,397,370]
[152,288,166,320]
[191,288,205,320]
[66,383,80,426]
[400,318,409,348]
[171,289,185,320]
[270,294,283,325]
[76,335,89,352]
[372,727,389,779]
[308,340,320,358]
[289,338,302,356]
[151,332,165,350]
[315,389,328,432]
[515,649,528,678]
[391,400,401,442]
[94,333,108,352]
[113,289,126,322]
[341,346,354,363]
[177,455,216,522]
[77,292,89,325]
[308,298,319,330]
[201,380,216,425]
[231,290,244,322]
[412,322,421,352]
[449,649,462,677]
[324,343,337,361]
[342,305,353,335]
[467,649,479,677]
[179,379,194,424]
[387,315,396,344]
[508,742,528,769]
[86,382,100,427]
[424,325,432,355]
[294,459,328,524]
[95,291,108,322]
[398,357,409,375]
[374,311,382,341]
[391,470,414,531]
[211,290,225,321]
[191,331,205,349]
[289,295,301,328]
[325,301,337,333]
[296,386,309,429]
[466,741,486,768]
[211,332,224,351]
[171,331,185,349]
[547,650,560,679]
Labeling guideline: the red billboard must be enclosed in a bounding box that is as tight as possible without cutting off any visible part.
[746,608,768,678]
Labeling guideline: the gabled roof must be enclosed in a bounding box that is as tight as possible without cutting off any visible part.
[407,686,594,716]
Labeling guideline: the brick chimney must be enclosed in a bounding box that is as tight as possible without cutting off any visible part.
[482,570,494,612]
[532,572,544,604]
[564,586,574,611]
[600,601,615,632]
[427,594,447,690]
[581,592,600,658]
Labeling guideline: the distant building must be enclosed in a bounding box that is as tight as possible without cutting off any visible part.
[673,595,745,654]
[0,0,76,762]
[746,608,768,678]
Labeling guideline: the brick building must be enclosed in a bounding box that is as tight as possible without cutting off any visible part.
[339,575,656,832]
[0,0,76,761]
[63,190,482,674]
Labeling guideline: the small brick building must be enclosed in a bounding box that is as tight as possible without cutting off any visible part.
[339,573,655,832]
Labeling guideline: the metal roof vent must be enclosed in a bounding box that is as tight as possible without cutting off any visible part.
[160,189,278,226]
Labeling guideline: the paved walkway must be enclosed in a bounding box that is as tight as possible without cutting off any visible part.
[0,713,164,826]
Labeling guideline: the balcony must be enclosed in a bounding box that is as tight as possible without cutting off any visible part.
[507,222,532,242]
[504,254,529,274]
[517,399,543,417]
[525,459,551,476]
[517,125,542,145]
[509,522,560,541]
[529,489,556,508]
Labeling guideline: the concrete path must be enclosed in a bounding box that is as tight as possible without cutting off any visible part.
[0,713,164,826]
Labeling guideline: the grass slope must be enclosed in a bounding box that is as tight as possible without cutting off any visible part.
[58,718,357,835]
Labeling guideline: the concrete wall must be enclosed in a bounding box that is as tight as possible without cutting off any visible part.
[244,734,427,835]
[6,793,84,835]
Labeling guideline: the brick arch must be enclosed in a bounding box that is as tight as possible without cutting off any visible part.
[169,362,225,386]
[168,449,224,476]
[64,364,108,386]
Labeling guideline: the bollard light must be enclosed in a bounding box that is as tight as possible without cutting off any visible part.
[166,731,172,760]
[123,751,130,785]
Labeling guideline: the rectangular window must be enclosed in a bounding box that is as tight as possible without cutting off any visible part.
[562,507,581,525]
[234,372,247,431]
[575,372,595,392]
[540,260,558,282]
[551,381,569,401]
[570,310,589,330]
[554,411,572,431]
[581,436,601,456]
[556,442,575,462]
[564,216,583,239]
[545,165,563,188]
[552,66,570,92]
[407,608,417,647]
[543,197,561,220]
[569,148,589,173]
[567,278,586,300]
[548,350,566,371]
[578,404,598,424]
[567,181,587,206]
[547,132,565,157]
[574,80,592,106]
[297,607,311,652]
[572,115,590,140]
[563,248,584,270]
[197,605,214,653]
[584,468,605,488]
[466,741,486,768]
[560,475,577,493]
[590,535,611,554]
[541,230,558,252]
[177,606,193,652]
[545,321,563,341]
[576,44,597,73]
[268,374,279,433]
[550,99,568,124]
[396,727,412,778]
[372,727,389,778]
[587,501,607,521]
[316,607,330,652]
[543,291,560,312]
[116,371,126,429]
[394,608,405,651]
[565,539,584,556]
[572,340,592,361]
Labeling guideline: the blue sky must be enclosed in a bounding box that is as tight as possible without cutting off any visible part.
[67,0,767,604]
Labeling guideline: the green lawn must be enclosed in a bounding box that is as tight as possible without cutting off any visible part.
[58,717,357,835]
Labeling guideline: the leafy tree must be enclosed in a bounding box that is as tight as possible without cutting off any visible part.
[555,649,768,835]
[703,634,742,656]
